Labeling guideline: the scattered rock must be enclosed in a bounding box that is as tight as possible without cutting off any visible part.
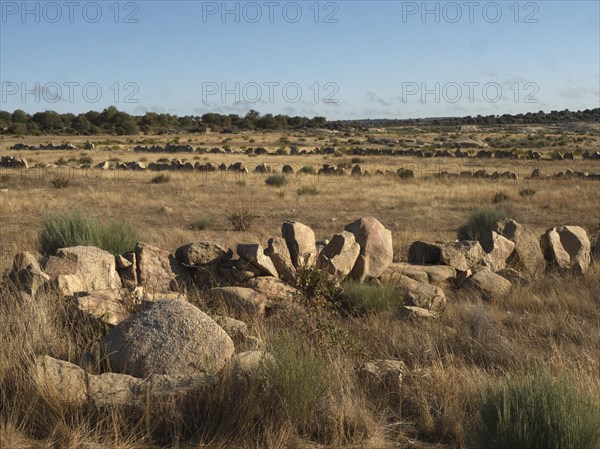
[175,241,232,267]
[494,219,545,277]
[400,306,438,319]
[409,241,484,271]
[344,216,393,282]
[243,276,298,303]
[281,221,317,269]
[540,225,591,274]
[103,299,234,377]
[464,267,511,300]
[8,252,49,297]
[54,246,122,291]
[317,231,360,279]
[357,359,406,393]
[265,237,296,283]
[116,252,137,289]
[384,274,446,312]
[480,231,516,272]
[73,290,132,326]
[237,243,279,277]
[205,287,268,318]
[136,243,188,293]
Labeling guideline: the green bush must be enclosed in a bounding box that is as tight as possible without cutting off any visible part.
[265,174,287,187]
[297,185,320,196]
[519,188,537,197]
[266,331,330,429]
[50,175,70,189]
[228,209,255,232]
[340,281,403,314]
[295,267,342,309]
[39,209,138,255]
[492,191,511,204]
[457,207,511,241]
[474,370,600,449]
[151,174,171,184]
[299,165,316,175]
[190,217,212,230]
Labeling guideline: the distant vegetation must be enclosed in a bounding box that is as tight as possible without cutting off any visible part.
[1,107,597,136]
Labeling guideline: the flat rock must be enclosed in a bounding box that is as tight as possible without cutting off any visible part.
[175,241,232,267]
[464,267,512,300]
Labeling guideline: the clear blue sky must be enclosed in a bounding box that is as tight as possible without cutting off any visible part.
[1,0,599,119]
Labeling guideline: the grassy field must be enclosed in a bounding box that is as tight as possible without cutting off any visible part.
[1,125,599,448]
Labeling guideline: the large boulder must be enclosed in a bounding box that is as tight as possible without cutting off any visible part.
[265,237,296,283]
[540,226,591,274]
[408,241,484,271]
[73,290,131,326]
[205,287,268,318]
[136,243,188,293]
[175,241,232,267]
[116,252,137,289]
[357,359,406,394]
[237,243,279,277]
[8,252,49,297]
[103,299,234,378]
[317,231,360,279]
[32,355,214,407]
[383,273,446,312]
[46,274,87,297]
[281,221,317,269]
[381,262,456,287]
[480,231,516,272]
[52,246,121,291]
[494,219,545,277]
[243,276,298,303]
[464,267,511,300]
[344,217,393,282]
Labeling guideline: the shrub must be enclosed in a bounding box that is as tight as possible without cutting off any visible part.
[39,209,138,255]
[297,185,320,196]
[474,370,600,449]
[265,174,287,187]
[295,267,342,309]
[151,174,171,184]
[78,156,93,164]
[519,188,536,197]
[228,209,255,232]
[265,331,330,430]
[457,207,511,241]
[299,165,316,175]
[492,191,511,204]
[340,281,403,314]
[190,217,212,231]
[50,175,70,189]
[351,157,363,164]
[55,157,67,166]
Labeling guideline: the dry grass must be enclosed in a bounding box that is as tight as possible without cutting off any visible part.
[1,127,599,448]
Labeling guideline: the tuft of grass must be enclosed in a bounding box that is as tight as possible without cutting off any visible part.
[151,174,171,184]
[519,188,537,197]
[340,281,403,314]
[299,165,316,175]
[265,174,288,187]
[228,209,255,232]
[38,209,138,255]
[50,175,70,189]
[297,185,320,196]
[190,217,212,231]
[55,157,68,166]
[492,191,511,204]
[474,370,600,449]
[457,207,512,241]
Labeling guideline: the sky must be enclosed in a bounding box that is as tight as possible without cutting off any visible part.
[1,0,599,120]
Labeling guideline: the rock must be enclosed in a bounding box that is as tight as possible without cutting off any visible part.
[175,241,232,267]
[381,262,456,287]
[380,263,429,284]
[344,217,393,282]
[205,287,268,318]
[47,274,87,296]
[400,306,438,319]
[265,237,296,283]
[237,243,279,277]
[593,233,600,262]
[540,226,592,274]
[480,231,516,272]
[212,316,258,351]
[382,273,446,312]
[281,221,317,269]
[232,351,273,376]
[8,252,49,297]
[357,359,406,393]
[243,276,298,303]
[50,246,121,291]
[103,299,234,377]
[408,241,484,271]
[317,231,360,278]
[136,243,188,293]
[464,267,511,300]
[32,355,215,407]
[494,219,545,277]
[116,252,137,289]
[418,264,457,286]
[73,290,131,326]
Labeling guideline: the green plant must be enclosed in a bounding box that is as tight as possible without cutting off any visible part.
[474,370,600,449]
[151,174,171,184]
[492,191,511,204]
[519,188,537,197]
[457,207,512,241]
[50,175,70,189]
[228,209,255,232]
[295,267,342,309]
[190,217,212,231]
[78,156,93,164]
[340,281,403,314]
[265,174,287,187]
[55,157,68,166]
[39,209,138,255]
[297,185,320,196]
[299,165,316,175]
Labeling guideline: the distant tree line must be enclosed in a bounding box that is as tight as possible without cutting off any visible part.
[0,107,327,135]
[0,107,597,136]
